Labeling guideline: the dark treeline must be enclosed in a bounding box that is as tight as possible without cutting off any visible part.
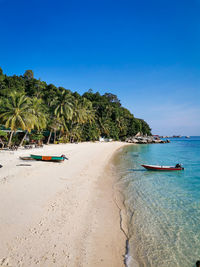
[0,68,151,146]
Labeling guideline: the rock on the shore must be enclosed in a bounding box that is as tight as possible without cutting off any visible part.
[125,136,170,144]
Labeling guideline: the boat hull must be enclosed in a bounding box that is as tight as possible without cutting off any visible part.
[141,164,184,171]
[20,156,35,160]
[30,154,65,162]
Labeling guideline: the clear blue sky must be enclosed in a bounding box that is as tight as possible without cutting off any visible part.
[0,0,200,135]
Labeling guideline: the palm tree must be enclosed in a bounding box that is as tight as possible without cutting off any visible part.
[72,98,94,124]
[31,97,47,130]
[81,98,95,125]
[0,92,36,147]
[46,116,62,144]
[68,98,95,142]
[98,117,110,137]
[115,110,127,134]
[52,89,73,141]
[54,90,73,120]
[19,97,47,146]
[68,124,82,142]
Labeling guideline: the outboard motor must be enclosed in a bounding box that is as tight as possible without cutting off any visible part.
[61,154,68,160]
[175,163,184,170]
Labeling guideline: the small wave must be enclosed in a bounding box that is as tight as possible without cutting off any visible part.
[125,245,140,267]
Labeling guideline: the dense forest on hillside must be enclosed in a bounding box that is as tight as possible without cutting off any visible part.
[0,68,151,146]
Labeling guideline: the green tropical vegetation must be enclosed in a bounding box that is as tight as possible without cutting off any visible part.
[0,67,151,147]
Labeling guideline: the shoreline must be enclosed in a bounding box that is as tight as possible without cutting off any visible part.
[0,142,129,266]
[112,145,140,267]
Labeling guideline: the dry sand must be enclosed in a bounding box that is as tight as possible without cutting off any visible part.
[0,142,128,267]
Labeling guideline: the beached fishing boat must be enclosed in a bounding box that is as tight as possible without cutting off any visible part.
[30,154,67,162]
[141,164,184,171]
[20,156,35,160]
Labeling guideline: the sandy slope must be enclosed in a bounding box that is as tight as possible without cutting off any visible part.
[0,142,127,267]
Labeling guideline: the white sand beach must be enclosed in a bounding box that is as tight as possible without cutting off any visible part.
[0,142,127,267]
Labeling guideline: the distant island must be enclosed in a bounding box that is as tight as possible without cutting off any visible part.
[0,68,151,147]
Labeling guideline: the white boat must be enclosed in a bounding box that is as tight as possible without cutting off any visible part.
[141,164,184,171]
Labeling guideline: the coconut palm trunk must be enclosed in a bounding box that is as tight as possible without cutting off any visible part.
[54,130,57,143]
[19,130,28,147]
[47,130,53,145]
[58,131,62,140]
[8,131,14,147]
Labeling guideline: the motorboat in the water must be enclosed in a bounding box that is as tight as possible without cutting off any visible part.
[141,164,184,171]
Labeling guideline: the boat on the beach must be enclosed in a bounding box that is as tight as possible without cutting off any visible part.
[141,164,184,171]
[30,154,67,162]
[20,156,35,160]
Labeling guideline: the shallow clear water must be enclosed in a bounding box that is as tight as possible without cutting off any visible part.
[115,137,200,267]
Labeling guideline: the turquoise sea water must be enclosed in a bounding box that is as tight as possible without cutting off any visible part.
[115,137,200,267]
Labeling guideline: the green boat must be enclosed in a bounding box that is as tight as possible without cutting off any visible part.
[30,154,68,162]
